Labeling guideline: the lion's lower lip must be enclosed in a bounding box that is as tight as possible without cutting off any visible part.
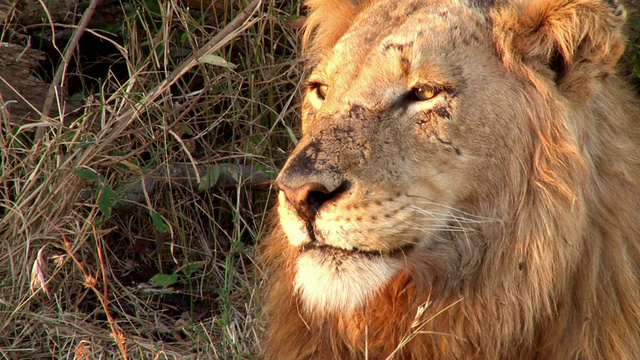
[301,241,364,255]
[301,222,416,257]
[300,241,414,258]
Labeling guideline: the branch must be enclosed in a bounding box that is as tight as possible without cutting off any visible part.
[81,163,275,213]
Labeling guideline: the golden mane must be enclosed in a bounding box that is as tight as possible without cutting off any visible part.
[261,0,640,358]
[301,0,369,52]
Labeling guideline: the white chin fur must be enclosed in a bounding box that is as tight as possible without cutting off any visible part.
[294,252,402,313]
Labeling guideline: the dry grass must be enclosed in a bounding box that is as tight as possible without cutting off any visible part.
[0,0,302,358]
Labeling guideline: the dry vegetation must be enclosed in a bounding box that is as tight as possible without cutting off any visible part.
[0,0,302,358]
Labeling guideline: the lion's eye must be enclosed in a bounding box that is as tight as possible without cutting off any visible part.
[316,84,329,100]
[411,86,439,101]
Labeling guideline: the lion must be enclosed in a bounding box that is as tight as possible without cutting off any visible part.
[260,0,640,358]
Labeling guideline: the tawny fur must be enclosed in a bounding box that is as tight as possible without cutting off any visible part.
[261,0,640,359]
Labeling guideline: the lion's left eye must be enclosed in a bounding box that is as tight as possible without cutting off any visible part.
[410,86,440,101]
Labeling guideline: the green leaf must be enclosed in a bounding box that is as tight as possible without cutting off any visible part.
[198,166,221,191]
[180,123,193,136]
[151,211,170,233]
[149,273,179,287]
[284,124,299,145]
[143,0,162,15]
[179,31,188,44]
[231,240,244,253]
[97,185,120,217]
[74,168,99,181]
[198,55,237,69]
[249,134,262,145]
[220,163,241,182]
[254,164,277,180]
[181,263,201,277]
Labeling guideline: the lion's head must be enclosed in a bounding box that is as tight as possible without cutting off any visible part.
[261,0,640,358]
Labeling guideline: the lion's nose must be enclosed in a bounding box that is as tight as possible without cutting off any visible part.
[277,181,346,222]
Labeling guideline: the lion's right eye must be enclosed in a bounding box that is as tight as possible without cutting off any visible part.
[315,84,329,100]
[307,81,329,101]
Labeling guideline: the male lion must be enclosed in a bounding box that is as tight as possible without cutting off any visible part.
[260,0,640,358]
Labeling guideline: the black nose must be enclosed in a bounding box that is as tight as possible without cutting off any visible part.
[277,180,347,222]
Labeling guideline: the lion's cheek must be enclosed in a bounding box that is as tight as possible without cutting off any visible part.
[277,192,312,247]
[294,253,403,313]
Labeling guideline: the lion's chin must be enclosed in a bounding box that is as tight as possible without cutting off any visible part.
[294,246,406,314]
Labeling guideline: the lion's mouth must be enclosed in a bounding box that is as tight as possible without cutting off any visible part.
[300,240,414,258]
[299,219,416,258]
[301,241,374,256]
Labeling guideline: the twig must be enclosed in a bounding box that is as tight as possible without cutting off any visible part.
[81,163,275,213]
[38,0,101,139]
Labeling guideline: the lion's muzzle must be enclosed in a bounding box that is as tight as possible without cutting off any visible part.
[276,148,354,245]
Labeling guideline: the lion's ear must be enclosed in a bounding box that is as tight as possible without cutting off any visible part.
[491,0,627,90]
[302,0,370,53]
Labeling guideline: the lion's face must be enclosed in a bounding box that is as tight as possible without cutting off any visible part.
[277,1,533,313]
